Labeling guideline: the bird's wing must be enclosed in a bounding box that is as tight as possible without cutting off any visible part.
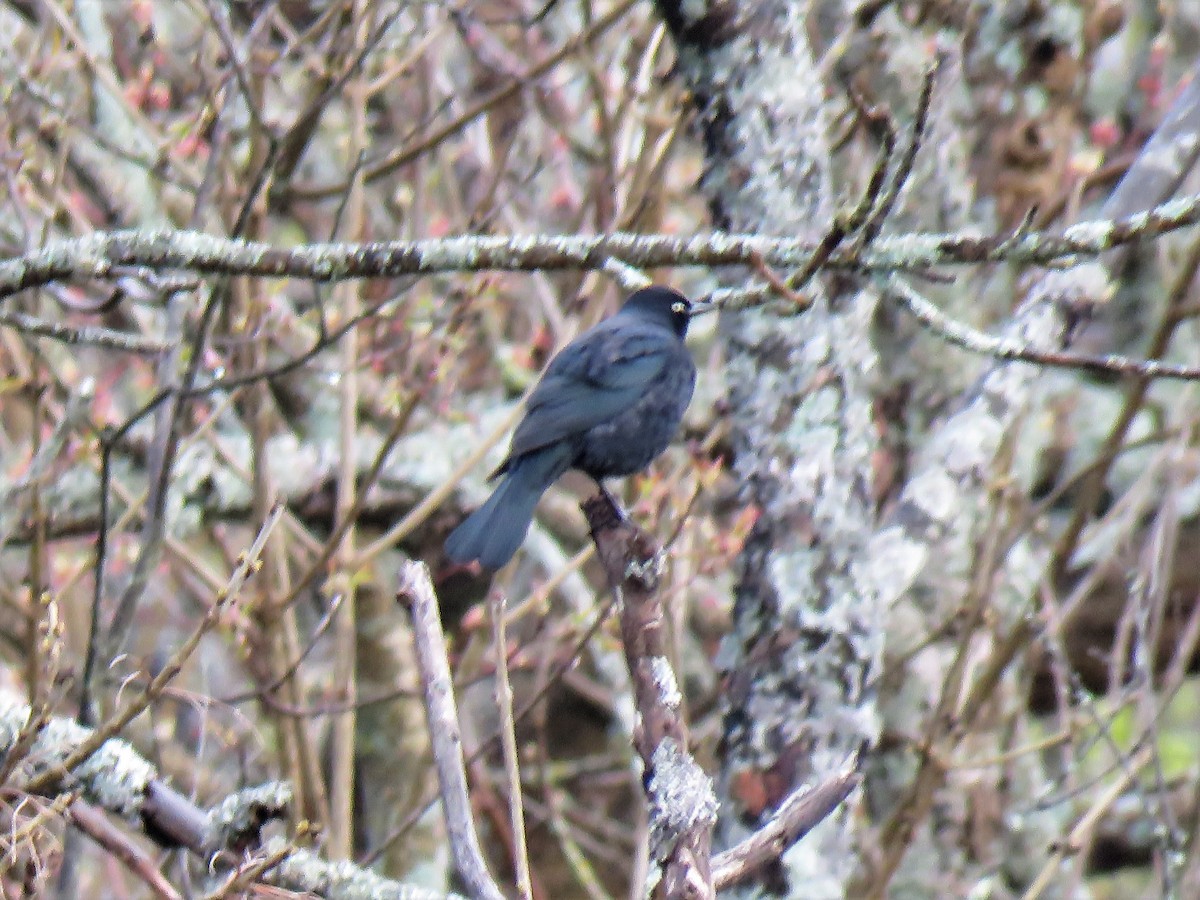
[501,325,672,463]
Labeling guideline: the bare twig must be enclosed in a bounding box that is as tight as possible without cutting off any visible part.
[200,833,297,900]
[882,271,1200,382]
[1048,232,1200,579]
[711,767,862,891]
[398,560,506,900]
[25,505,282,793]
[362,577,614,867]
[69,801,182,900]
[283,0,640,202]
[0,309,167,353]
[0,596,63,787]
[0,378,93,548]
[854,55,941,249]
[1021,747,1154,900]
[103,286,194,659]
[491,591,534,900]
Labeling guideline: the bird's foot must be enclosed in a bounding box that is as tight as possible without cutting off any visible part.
[596,483,631,523]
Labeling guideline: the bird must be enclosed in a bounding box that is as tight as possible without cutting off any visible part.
[444,285,697,570]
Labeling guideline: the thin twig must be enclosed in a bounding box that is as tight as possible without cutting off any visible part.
[883,273,1200,382]
[1048,231,1200,578]
[780,82,899,296]
[200,834,297,900]
[25,505,282,793]
[710,767,862,891]
[69,801,182,900]
[855,55,941,249]
[1020,746,1153,900]
[283,0,640,202]
[0,309,167,354]
[398,561,506,900]
[491,591,534,900]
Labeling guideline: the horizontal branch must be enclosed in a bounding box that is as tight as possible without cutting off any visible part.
[4,188,1200,299]
[0,308,167,354]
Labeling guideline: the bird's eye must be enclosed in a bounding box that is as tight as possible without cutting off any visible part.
[671,301,688,314]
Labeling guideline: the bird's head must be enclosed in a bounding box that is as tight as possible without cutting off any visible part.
[622,286,692,338]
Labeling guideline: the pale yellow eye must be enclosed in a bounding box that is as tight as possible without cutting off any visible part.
[671,301,687,314]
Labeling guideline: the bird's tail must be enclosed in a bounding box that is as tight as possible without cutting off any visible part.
[444,449,567,569]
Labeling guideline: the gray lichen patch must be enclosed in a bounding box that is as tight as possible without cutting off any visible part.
[0,692,155,821]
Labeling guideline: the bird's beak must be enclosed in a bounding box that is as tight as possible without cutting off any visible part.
[688,300,718,317]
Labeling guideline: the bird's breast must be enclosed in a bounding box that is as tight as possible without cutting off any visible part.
[574,352,695,479]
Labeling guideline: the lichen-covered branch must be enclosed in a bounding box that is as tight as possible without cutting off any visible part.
[0,692,461,899]
[879,267,1200,381]
[584,492,718,899]
[6,193,1200,300]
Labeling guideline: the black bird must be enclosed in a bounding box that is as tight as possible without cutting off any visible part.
[444,286,697,570]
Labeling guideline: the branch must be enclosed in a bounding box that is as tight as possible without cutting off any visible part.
[24,505,283,794]
[6,190,1200,299]
[710,767,862,891]
[583,492,717,900]
[0,308,166,354]
[488,589,534,900]
[398,560,507,900]
[69,800,181,900]
[881,270,1200,382]
[0,693,462,899]
[281,0,641,203]
[583,492,863,894]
